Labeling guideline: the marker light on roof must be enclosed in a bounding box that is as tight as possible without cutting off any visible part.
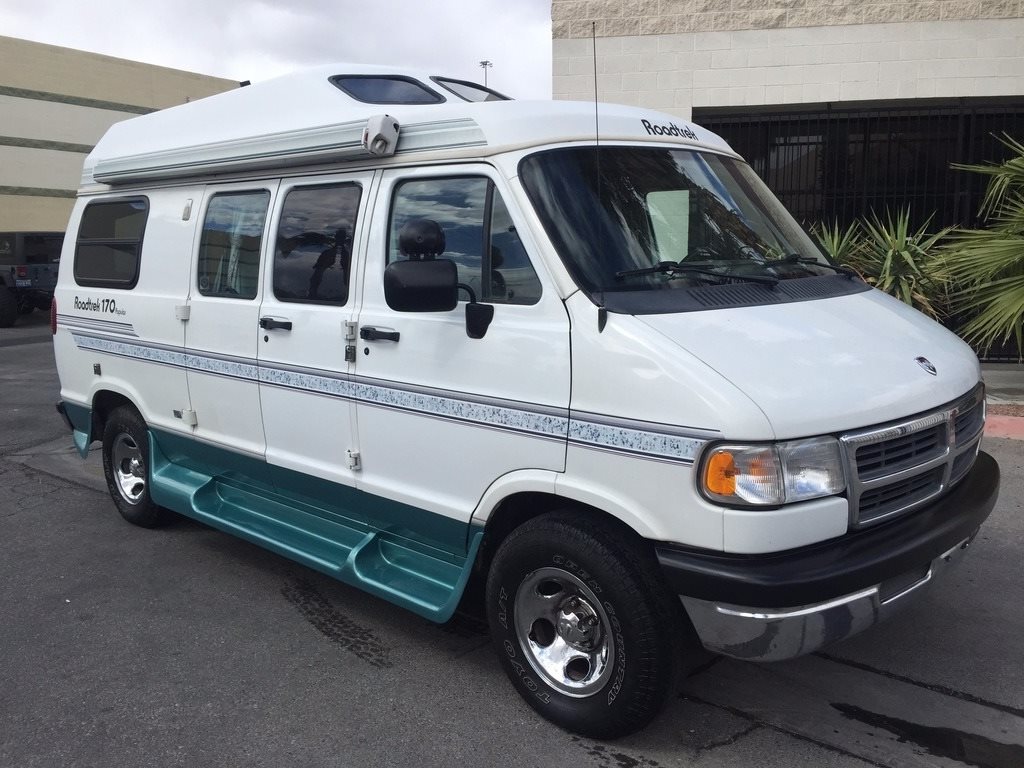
[362,114,400,157]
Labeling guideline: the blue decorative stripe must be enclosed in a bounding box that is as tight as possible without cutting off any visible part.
[73,333,187,368]
[187,350,260,383]
[58,314,138,337]
[67,330,709,463]
[348,376,568,439]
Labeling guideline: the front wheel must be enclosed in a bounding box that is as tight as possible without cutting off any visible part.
[485,511,691,738]
[101,405,173,528]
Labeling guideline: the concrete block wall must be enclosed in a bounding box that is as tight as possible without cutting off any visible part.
[553,0,1024,39]
[552,3,1024,119]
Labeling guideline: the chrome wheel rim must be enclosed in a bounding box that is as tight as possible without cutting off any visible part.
[111,433,146,505]
[514,566,615,697]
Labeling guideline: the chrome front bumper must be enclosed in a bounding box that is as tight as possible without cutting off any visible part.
[680,534,976,662]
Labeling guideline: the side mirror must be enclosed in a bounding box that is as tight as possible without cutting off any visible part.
[465,302,494,339]
[384,259,458,312]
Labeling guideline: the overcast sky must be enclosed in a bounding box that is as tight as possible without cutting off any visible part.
[0,0,553,98]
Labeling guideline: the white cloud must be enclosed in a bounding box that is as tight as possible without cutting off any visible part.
[0,0,552,98]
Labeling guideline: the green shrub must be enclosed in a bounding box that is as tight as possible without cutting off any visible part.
[811,210,951,320]
[944,135,1024,357]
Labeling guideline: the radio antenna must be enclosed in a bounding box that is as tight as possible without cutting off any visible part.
[592,22,608,333]
[592,22,600,147]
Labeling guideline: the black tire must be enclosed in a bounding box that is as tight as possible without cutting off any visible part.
[485,511,691,738]
[0,286,17,328]
[101,405,173,528]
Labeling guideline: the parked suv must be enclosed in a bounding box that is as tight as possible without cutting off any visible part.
[0,231,63,327]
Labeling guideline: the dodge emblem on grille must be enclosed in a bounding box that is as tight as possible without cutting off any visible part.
[916,356,938,375]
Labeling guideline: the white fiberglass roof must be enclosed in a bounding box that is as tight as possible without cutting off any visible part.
[81,63,735,186]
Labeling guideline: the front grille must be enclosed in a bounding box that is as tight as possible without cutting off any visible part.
[841,384,985,528]
[955,399,985,445]
[855,424,945,480]
[858,467,944,523]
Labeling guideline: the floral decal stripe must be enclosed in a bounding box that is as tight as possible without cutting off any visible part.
[568,421,702,465]
[70,333,705,463]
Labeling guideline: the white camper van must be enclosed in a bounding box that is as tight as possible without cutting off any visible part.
[53,65,999,737]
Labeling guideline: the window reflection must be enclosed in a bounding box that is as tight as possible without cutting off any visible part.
[274,184,361,306]
[388,177,541,305]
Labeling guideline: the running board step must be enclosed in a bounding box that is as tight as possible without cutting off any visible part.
[147,435,480,622]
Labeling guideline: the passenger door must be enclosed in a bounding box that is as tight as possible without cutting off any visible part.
[256,173,372,489]
[184,184,276,457]
[353,166,571,550]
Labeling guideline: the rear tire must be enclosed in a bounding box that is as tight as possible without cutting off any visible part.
[485,510,691,738]
[0,286,17,327]
[101,405,174,528]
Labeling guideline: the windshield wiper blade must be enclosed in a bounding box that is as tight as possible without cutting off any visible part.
[770,254,860,278]
[615,261,778,286]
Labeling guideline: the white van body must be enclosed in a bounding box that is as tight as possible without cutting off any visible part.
[53,65,999,737]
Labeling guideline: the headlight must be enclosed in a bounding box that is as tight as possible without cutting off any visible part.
[701,437,846,506]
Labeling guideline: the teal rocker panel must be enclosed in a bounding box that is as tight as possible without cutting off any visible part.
[147,428,482,623]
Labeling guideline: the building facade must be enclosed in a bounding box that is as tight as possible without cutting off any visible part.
[0,36,238,232]
[552,1,1024,229]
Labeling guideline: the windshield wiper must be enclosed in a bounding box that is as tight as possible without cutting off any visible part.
[767,254,860,279]
[615,261,778,287]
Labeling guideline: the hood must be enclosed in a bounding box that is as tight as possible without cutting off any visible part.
[634,289,981,439]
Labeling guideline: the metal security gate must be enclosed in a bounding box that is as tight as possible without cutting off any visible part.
[695,98,1024,361]
[694,98,1024,231]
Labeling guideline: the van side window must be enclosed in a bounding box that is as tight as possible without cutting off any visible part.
[197,191,270,299]
[273,183,361,305]
[24,234,64,264]
[74,198,148,288]
[388,177,542,305]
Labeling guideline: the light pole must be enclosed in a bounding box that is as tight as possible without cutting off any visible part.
[479,60,492,87]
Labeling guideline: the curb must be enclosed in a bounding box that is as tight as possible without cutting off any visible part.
[985,415,1024,440]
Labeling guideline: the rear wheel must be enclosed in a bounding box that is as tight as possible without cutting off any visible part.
[101,405,173,528]
[485,511,691,738]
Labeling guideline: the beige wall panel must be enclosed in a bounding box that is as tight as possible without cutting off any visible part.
[0,195,74,232]
[0,146,87,190]
[554,19,1024,117]
[552,0,1022,37]
[0,35,237,109]
[0,95,136,146]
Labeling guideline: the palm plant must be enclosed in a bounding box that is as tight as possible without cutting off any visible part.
[813,211,950,320]
[811,220,863,266]
[944,135,1024,356]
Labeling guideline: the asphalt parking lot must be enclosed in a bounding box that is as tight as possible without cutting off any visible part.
[2,311,1023,768]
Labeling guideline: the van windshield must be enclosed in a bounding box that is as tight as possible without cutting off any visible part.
[519,147,866,313]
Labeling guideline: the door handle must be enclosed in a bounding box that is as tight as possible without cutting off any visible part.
[359,326,400,342]
[259,316,292,331]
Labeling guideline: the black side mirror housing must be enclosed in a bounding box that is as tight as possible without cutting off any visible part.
[384,259,459,312]
[465,302,494,339]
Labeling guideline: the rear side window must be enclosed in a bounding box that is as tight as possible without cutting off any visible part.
[197,191,270,299]
[0,234,14,262]
[74,198,148,288]
[24,234,64,264]
[274,183,361,306]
